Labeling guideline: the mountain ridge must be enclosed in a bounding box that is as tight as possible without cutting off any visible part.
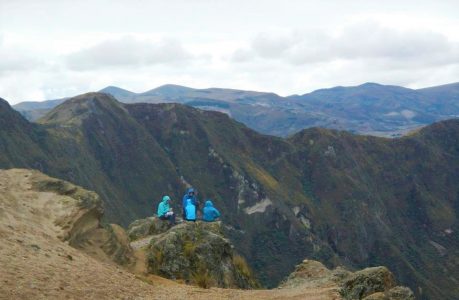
[2,92,459,299]
[12,81,459,137]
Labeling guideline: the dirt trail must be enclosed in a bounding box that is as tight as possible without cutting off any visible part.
[0,169,341,299]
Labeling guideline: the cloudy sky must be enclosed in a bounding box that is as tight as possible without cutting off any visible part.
[1,0,458,104]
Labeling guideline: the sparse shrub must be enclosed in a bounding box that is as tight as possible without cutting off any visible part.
[233,254,252,278]
[194,222,205,241]
[192,268,213,289]
[148,247,164,272]
[154,248,164,264]
[183,240,196,258]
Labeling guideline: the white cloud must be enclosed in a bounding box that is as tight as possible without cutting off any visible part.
[232,21,459,68]
[0,34,45,73]
[1,1,459,104]
[65,36,193,70]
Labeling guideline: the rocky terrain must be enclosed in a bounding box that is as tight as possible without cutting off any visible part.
[0,169,413,299]
[128,217,258,289]
[1,94,459,299]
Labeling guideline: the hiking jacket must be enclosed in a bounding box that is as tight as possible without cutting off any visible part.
[203,200,220,222]
[185,198,196,220]
[182,188,198,212]
[157,196,170,217]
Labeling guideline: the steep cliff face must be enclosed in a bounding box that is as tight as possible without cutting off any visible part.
[0,169,134,266]
[1,93,459,298]
[284,123,459,299]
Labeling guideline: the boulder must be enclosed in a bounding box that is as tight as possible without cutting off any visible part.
[145,221,258,289]
[278,258,414,300]
[363,286,415,300]
[127,216,172,241]
[280,259,349,289]
[340,267,397,299]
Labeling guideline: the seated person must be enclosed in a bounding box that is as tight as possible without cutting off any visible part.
[202,199,221,222]
[157,195,176,225]
[182,187,198,219]
[184,198,197,222]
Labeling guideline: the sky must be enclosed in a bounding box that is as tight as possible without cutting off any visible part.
[0,0,458,104]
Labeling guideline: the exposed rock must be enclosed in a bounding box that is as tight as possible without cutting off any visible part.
[363,286,415,300]
[28,169,134,266]
[280,259,414,300]
[340,267,396,299]
[280,259,349,289]
[127,216,172,241]
[244,198,272,214]
[144,221,258,289]
[100,224,133,265]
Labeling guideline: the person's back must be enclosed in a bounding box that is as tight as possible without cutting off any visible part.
[203,200,220,222]
[182,187,198,219]
[185,198,196,221]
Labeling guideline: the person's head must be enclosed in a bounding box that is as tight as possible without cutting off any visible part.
[205,200,213,207]
[187,188,195,196]
[162,195,171,203]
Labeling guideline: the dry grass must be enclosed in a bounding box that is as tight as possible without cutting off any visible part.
[192,269,213,289]
[184,240,197,258]
[233,255,252,278]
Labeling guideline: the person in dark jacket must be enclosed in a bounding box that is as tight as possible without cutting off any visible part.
[202,200,220,222]
[182,187,198,219]
[157,195,176,225]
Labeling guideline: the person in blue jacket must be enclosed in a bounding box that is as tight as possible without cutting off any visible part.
[157,195,176,225]
[182,187,199,219]
[202,200,221,222]
[184,198,197,221]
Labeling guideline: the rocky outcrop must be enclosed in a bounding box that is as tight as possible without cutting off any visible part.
[128,219,259,289]
[340,267,397,299]
[127,216,172,241]
[27,169,134,266]
[280,259,414,300]
[363,287,415,300]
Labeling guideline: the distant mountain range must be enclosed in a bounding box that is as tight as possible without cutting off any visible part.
[12,82,459,137]
[2,93,459,299]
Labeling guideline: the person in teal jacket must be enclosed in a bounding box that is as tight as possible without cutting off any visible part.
[157,195,176,225]
[202,200,221,222]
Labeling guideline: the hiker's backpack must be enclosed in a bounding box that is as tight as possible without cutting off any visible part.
[185,198,196,220]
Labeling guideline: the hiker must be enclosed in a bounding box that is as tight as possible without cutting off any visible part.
[202,199,221,222]
[182,187,199,219]
[157,195,176,225]
[184,197,197,221]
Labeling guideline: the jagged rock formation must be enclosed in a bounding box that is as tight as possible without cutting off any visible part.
[129,218,258,289]
[281,260,414,300]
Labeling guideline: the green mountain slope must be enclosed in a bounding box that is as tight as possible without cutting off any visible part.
[1,93,459,299]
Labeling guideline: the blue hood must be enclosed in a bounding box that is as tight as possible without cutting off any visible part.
[205,200,213,207]
[186,187,195,194]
